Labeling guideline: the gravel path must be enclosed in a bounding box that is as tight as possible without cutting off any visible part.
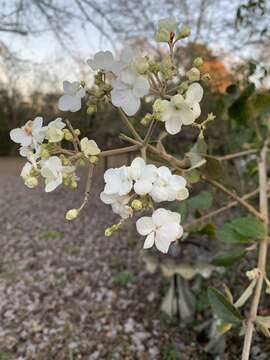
[0,158,202,360]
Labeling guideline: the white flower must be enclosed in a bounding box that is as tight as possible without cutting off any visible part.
[10,117,45,150]
[80,137,101,157]
[20,162,38,188]
[128,157,157,195]
[136,208,183,253]
[87,50,116,72]
[160,83,203,134]
[21,162,33,179]
[111,68,150,116]
[58,81,85,112]
[100,192,132,219]
[150,166,188,202]
[155,17,177,43]
[103,166,132,196]
[45,118,66,143]
[40,156,74,192]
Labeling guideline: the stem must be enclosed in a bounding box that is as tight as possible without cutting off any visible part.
[100,145,139,157]
[202,176,264,221]
[117,108,143,142]
[183,188,260,231]
[79,163,94,211]
[241,142,269,360]
[216,149,258,161]
[66,120,80,152]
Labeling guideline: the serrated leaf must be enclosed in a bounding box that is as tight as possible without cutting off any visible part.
[188,191,213,212]
[217,223,251,243]
[231,217,266,240]
[211,249,247,267]
[208,287,243,324]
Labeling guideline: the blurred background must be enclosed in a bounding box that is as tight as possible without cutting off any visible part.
[0,1,270,359]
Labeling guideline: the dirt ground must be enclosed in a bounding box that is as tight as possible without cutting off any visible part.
[0,158,268,360]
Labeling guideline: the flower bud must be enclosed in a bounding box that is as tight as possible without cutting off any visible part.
[153,99,165,113]
[87,104,97,115]
[66,208,79,221]
[141,113,153,126]
[74,129,81,136]
[148,62,161,75]
[105,227,113,237]
[178,81,189,93]
[63,129,73,141]
[89,155,99,164]
[175,25,191,40]
[40,148,50,160]
[134,57,149,74]
[70,180,78,189]
[131,199,143,210]
[193,57,203,68]
[25,176,38,189]
[246,268,260,280]
[186,67,200,82]
[201,73,211,82]
[47,127,64,143]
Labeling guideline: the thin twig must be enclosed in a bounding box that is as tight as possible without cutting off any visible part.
[66,119,80,152]
[117,108,143,142]
[183,188,260,231]
[100,145,139,157]
[202,176,264,221]
[79,163,94,211]
[216,149,258,161]
[241,141,269,360]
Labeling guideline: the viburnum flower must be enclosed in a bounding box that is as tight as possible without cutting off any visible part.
[20,162,38,188]
[150,166,188,202]
[40,156,74,192]
[80,137,101,157]
[58,81,86,112]
[128,157,157,195]
[136,208,183,253]
[155,16,177,43]
[100,192,132,219]
[87,50,116,72]
[103,166,132,196]
[45,118,66,143]
[10,117,46,150]
[111,68,150,116]
[160,82,203,134]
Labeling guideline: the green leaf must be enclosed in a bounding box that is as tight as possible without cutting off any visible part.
[202,156,223,179]
[208,287,243,324]
[252,93,270,116]
[231,217,266,240]
[197,223,216,237]
[228,83,255,124]
[211,249,247,267]
[217,223,250,243]
[188,191,213,211]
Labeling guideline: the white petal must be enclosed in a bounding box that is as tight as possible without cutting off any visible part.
[157,166,171,180]
[178,107,196,125]
[150,185,168,202]
[100,192,116,204]
[118,180,132,196]
[63,81,79,95]
[155,223,179,253]
[10,128,31,146]
[143,232,155,249]
[58,95,81,112]
[165,116,182,135]
[152,208,170,227]
[169,175,187,190]
[176,188,189,201]
[45,177,62,192]
[136,216,154,236]
[129,157,145,180]
[192,102,201,118]
[120,46,136,65]
[118,68,137,86]
[133,76,150,98]
[134,179,153,195]
[142,164,157,182]
[32,117,43,131]
[111,88,140,116]
[186,83,203,103]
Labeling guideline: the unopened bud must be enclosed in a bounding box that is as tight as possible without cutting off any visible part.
[40,148,50,159]
[105,227,113,237]
[89,155,99,164]
[70,180,78,189]
[148,62,161,75]
[186,67,200,82]
[201,73,211,82]
[153,99,164,113]
[193,57,203,68]
[131,199,143,210]
[63,129,73,141]
[246,268,260,280]
[66,208,79,221]
[175,25,190,40]
[141,113,153,126]
[74,129,81,136]
[134,57,149,74]
[87,104,97,115]
[25,176,38,188]
[178,81,189,93]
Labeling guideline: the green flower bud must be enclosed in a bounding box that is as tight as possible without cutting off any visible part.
[74,129,81,136]
[94,72,103,86]
[186,67,200,82]
[66,208,79,221]
[70,180,78,189]
[63,129,73,141]
[153,99,165,113]
[87,104,97,115]
[134,57,149,74]
[89,155,99,164]
[25,176,38,189]
[141,113,153,126]
[40,148,50,159]
[148,62,161,75]
[201,73,211,82]
[105,227,113,237]
[178,81,189,93]
[175,25,191,40]
[193,57,203,68]
[131,199,143,210]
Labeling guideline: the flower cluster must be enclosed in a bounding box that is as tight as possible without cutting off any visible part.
[10,117,100,193]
